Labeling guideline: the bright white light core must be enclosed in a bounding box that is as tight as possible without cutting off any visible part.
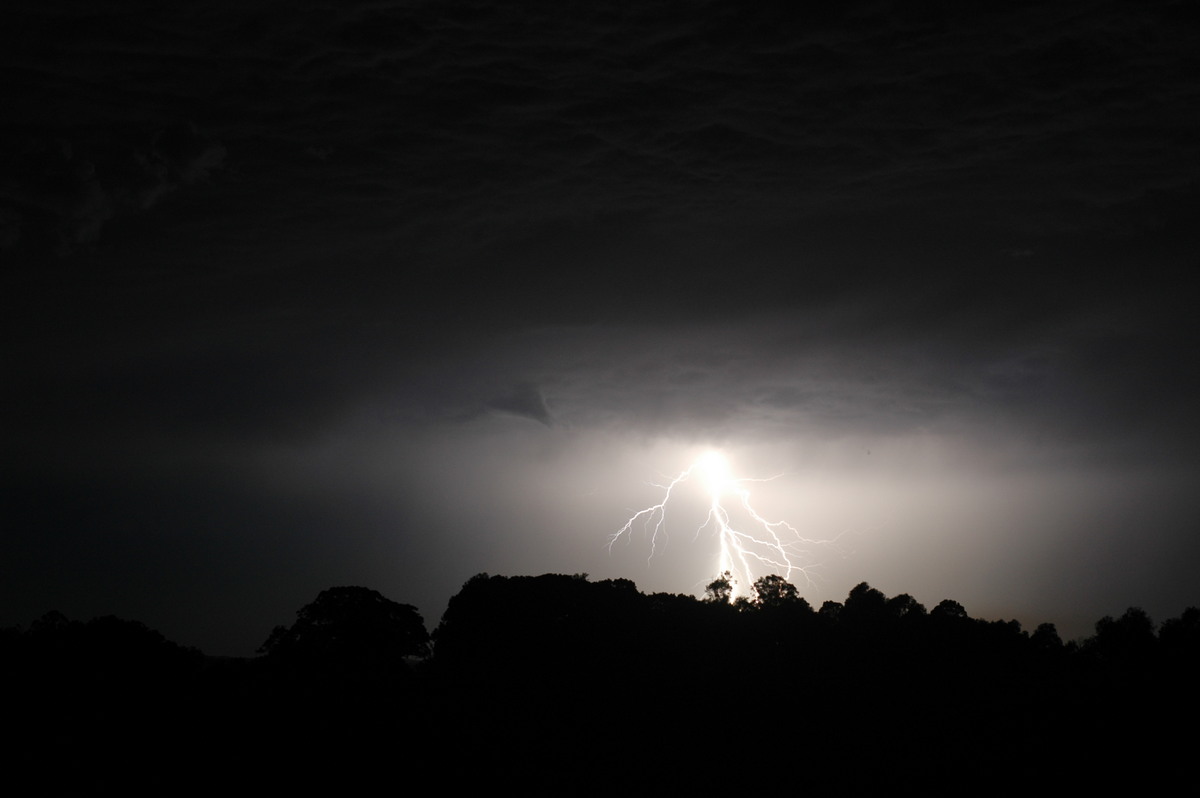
[697,450,733,495]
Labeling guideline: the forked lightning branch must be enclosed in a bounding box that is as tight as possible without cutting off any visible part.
[609,450,832,600]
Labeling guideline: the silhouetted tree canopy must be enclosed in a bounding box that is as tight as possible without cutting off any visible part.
[843,581,889,625]
[1030,621,1064,650]
[930,598,969,621]
[887,593,927,619]
[1086,606,1157,670]
[9,577,1200,794]
[432,573,654,685]
[818,600,843,622]
[752,574,802,608]
[1160,607,1200,655]
[259,586,430,669]
[704,571,734,603]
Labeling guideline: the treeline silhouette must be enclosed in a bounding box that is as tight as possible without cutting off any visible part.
[6,575,1197,793]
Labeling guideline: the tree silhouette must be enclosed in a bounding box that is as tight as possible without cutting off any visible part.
[1030,622,1063,651]
[1088,606,1156,672]
[260,586,430,670]
[751,574,800,608]
[843,582,888,623]
[1160,607,1200,656]
[818,600,842,623]
[930,598,969,621]
[704,571,734,604]
[886,593,926,619]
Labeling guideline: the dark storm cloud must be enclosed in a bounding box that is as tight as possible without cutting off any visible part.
[0,124,225,256]
[4,0,1195,448]
[7,1,1196,265]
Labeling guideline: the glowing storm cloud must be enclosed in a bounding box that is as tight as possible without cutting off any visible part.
[610,450,832,600]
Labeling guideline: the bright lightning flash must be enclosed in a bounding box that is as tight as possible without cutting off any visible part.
[610,450,827,601]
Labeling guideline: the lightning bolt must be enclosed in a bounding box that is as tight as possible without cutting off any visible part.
[609,450,832,601]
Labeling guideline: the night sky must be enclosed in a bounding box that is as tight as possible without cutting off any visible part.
[4,1,1199,656]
